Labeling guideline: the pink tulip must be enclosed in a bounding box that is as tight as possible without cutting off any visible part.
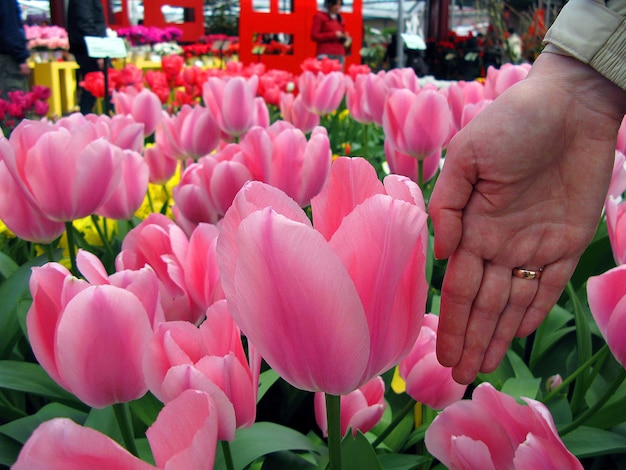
[173,150,252,229]
[203,75,262,139]
[384,140,441,185]
[447,80,486,130]
[345,71,388,126]
[398,314,467,409]
[113,86,163,136]
[156,104,221,161]
[425,382,583,470]
[608,151,626,199]
[2,119,122,222]
[13,389,219,470]
[606,197,626,265]
[315,376,386,437]
[217,157,428,395]
[239,122,332,207]
[143,300,260,441]
[279,92,320,134]
[26,251,157,408]
[298,71,346,116]
[587,265,626,367]
[617,117,626,154]
[460,99,493,129]
[82,114,145,153]
[144,144,179,185]
[383,88,452,159]
[115,213,205,324]
[96,148,149,220]
[0,157,65,243]
[184,223,225,310]
[484,63,532,99]
[384,67,420,93]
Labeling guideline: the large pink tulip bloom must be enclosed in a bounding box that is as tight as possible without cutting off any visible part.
[483,63,532,99]
[425,382,582,470]
[26,250,158,408]
[156,104,221,161]
[144,144,179,185]
[203,75,264,140]
[112,86,163,136]
[346,71,388,126]
[298,71,346,116]
[239,122,332,207]
[384,67,420,93]
[217,157,428,395]
[1,119,122,222]
[81,113,145,153]
[279,92,320,134]
[116,213,206,323]
[143,300,260,441]
[587,265,626,367]
[314,376,386,437]
[384,140,441,185]
[13,389,218,470]
[398,314,467,410]
[606,197,626,265]
[96,148,149,220]
[383,88,452,160]
[0,158,64,243]
[447,80,486,131]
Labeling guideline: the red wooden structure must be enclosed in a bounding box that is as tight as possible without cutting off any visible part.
[239,0,363,75]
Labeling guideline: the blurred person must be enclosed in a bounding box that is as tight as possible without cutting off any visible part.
[0,0,30,98]
[430,0,626,385]
[67,0,106,114]
[311,0,351,67]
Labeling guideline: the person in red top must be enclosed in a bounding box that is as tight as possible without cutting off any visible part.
[311,0,351,66]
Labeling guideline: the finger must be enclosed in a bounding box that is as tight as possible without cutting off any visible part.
[516,258,578,337]
[480,273,539,372]
[429,145,476,260]
[451,263,510,384]
[436,249,483,368]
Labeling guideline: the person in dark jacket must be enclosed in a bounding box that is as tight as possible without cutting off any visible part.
[0,0,30,99]
[311,0,351,66]
[67,0,106,113]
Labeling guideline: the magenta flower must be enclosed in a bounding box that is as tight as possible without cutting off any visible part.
[217,157,428,395]
[425,382,582,470]
[398,314,467,410]
[315,376,387,437]
[587,265,626,368]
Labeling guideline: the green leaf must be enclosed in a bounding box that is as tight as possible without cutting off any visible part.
[378,453,430,470]
[562,426,626,458]
[129,392,163,428]
[529,304,574,368]
[0,361,78,402]
[84,406,123,445]
[261,450,317,469]
[213,422,323,470]
[340,432,382,470]
[0,402,87,444]
[501,377,541,401]
[545,395,573,427]
[0,252,19,279]
[506,349,534,380]
[257,369,280,404]
[584,381,626,429]
[0,432,21,467]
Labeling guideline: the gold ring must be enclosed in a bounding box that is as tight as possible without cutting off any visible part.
[512,267,542,280]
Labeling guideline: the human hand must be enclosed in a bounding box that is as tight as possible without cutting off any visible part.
[19,63,30,76]
[429,53,626,384]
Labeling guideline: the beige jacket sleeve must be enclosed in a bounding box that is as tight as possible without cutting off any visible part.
[543,0,626,90]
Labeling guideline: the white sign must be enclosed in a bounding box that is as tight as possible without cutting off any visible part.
[401,33,427,51]
[85,36,128,59]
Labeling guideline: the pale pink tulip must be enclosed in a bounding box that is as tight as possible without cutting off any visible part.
[484,63,532,99]
[383,88,452,159]
[14,390,219,470]
[113,86,163,136]
[447,80,486,130]
[203,75,262,139]
[298,71,346,116]
[384,67,420,93]
[279,92,320,134]
[172,151,252,229]
[587,265,626,367]
[617,117,626,154]
[399,314,467,409]
[1,120,122,222]
[606,197,626,265]
[425,382,582,470]
[608,151,626,199]
[144,144,179,185]
[96,148,149,220]
[347,71,388,126]
[384,140,441,185]
[26,253,156,407]
[315,376,386,437]
[239,122,332,207]
[143,301,260,441]
[83,113,145,153]
[184,223,225,310]
[217,157,428,395]
[460,99,493,129]
[156,104,221,161]
[115,213,205,324]
[0,158,64,243]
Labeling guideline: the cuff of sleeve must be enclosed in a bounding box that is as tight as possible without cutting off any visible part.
[589,20,626,90]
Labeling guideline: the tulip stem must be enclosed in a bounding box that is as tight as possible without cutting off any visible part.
[146,188,155,213]
[42,243,56,262]
[362,123,369,159]
[221,441,235,470]
[64,221,78,276]
[113,403,139,457]
[90,215,114,258]
[326,393,342,470]
[558,367,626,436]
[418,159,424,189]
[372,398,416,448]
